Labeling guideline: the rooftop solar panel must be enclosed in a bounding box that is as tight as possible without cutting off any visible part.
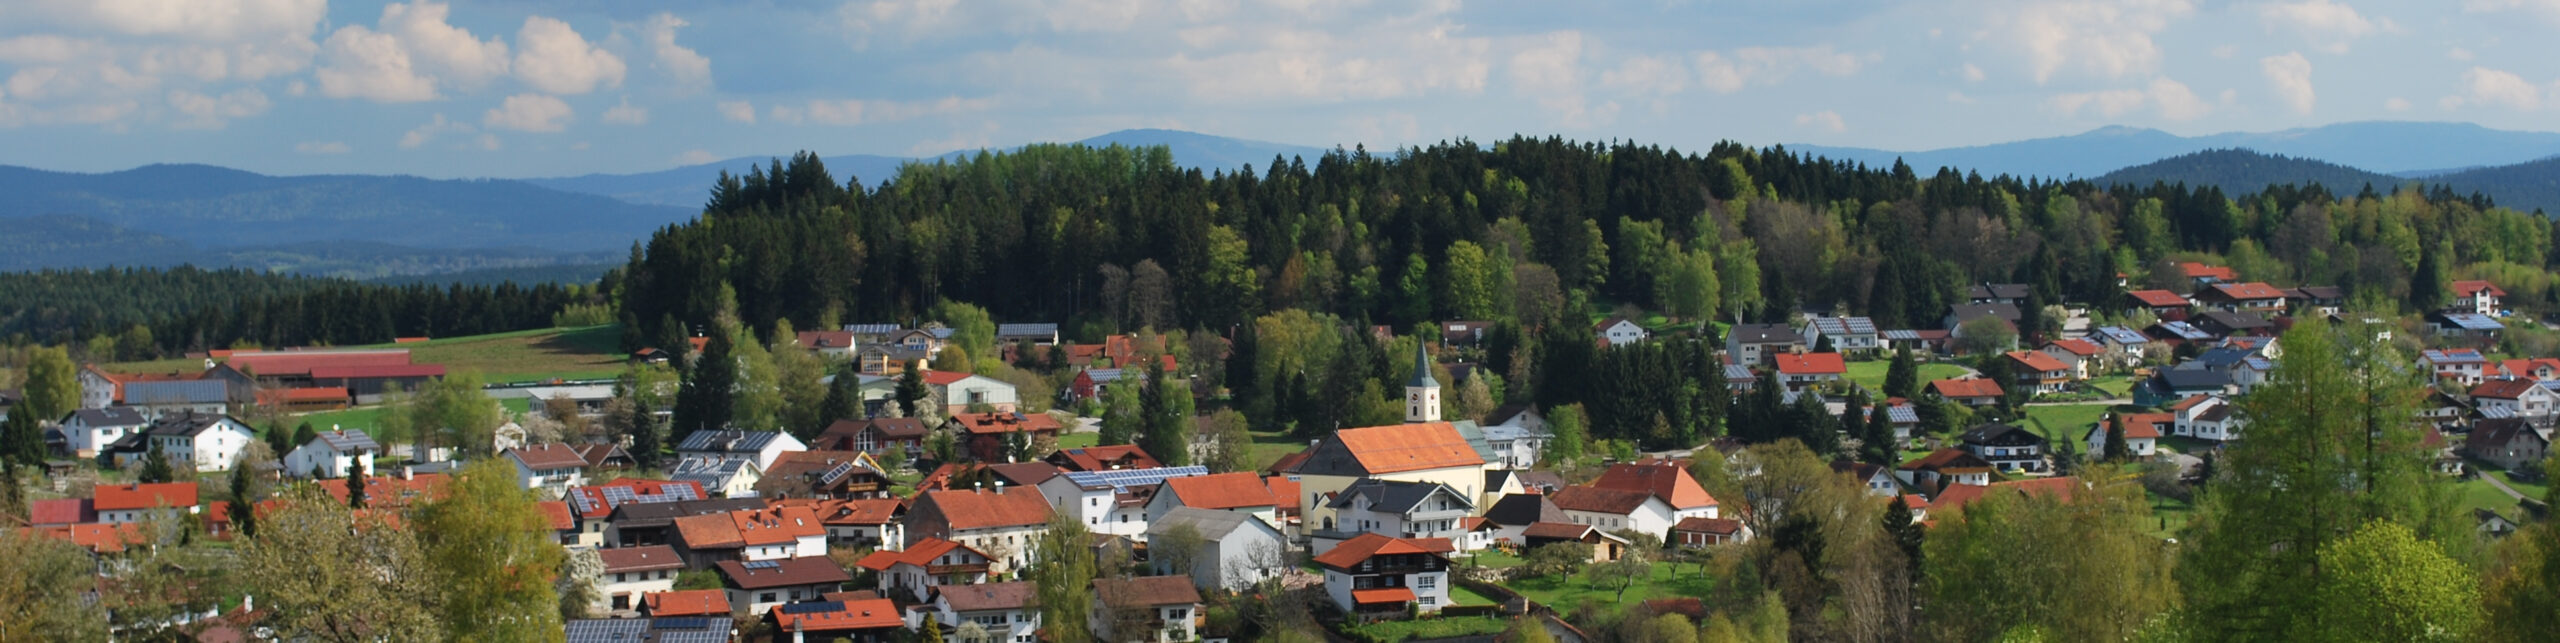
[779,601,845,614]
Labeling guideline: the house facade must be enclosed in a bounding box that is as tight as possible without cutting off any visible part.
[1959,424,2048,474]
[1315,533,1455,620]
[1726,324,1804,367]
[905,487,1054,574]
[1148,507,1291,592]
[146,412,257,473]
[283,429,379,479]
[59,407,148,458]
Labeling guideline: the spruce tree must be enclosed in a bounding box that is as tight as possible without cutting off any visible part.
[264,422,293,462]
[894,360,930,420]
[673,328,738,439]
[139,439,173,483]
[347,465,369,509]
[2104,413,2131,464]
[1885,345,1919,399]
[1,409,43,467]
[227,463,258,538]
[293,422,318,449]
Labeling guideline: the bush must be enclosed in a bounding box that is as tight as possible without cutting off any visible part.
[1345,615,1510,643]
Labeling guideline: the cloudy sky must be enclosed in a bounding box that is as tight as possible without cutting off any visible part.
[1,0,2556,178]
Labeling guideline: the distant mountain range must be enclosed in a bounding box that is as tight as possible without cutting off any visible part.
[526,128,1331,207]
[1788,121,2560,179]
[3,123,2555,278]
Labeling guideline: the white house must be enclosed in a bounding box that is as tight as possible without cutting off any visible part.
[283,428,379,479]
[2083,412,2168,460]
[1313,533,1454,618]
[93,482,200,524]
[1804,316,1881,354]
[922,371,1023,416]
[1039,466,1209,538]
[674,430,807,473]
[1595,317,1649,348]
[2421,349,2491,386]
[2471,379,2558,424]
[906,487,1055,574]
[1090,576,1205,643]
[1148,507,1292,592]
[122,380,229,421]
[1831,461,1900,497]
[507,443,592,495]
[2171,395,2246,442]
[1480,407,1552,470]
[2453,280,2506,316]
[145,412,257,473]
[595,545,685,614]
[926,581,1040,643]
[856,537,992,603]
[1549,485,1679,537]
[1142,471,1284,528]
[59,407,148,458]
[1321,480,1478,550]
[668,456,761,498]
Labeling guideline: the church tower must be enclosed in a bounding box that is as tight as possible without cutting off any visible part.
[1406,340,1441,423]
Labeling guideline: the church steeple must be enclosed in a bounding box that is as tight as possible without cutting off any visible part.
[1406,340,1441,423]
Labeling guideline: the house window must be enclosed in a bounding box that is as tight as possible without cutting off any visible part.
[1417,576,1436,589]
[1419,597,1437,606]
[759,592,777,603]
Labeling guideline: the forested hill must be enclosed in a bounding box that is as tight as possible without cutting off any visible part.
[0,164,694,252]
[2430,156,2560,214]
[2095,149,2413,198]
[0,266,591,349]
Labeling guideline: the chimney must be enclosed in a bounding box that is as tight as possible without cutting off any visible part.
[400,466,415,481]
[995,480,1005,494]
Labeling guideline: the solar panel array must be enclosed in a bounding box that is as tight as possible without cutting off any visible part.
[1062,465,1209,492]
[820,462,857,485]
[563,619,648,643]
[743,560,781,570]
[779,601,845,614]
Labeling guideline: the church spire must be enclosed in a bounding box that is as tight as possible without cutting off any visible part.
[1406,340,1441,423]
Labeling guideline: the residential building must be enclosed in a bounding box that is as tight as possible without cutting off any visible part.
[2040,339,2102,379]
[601,498,763,548]
[283,429,377,479]
[1670,517,1750,547]
[564,617,736,643]
[1960,424,2047,474]
[94,482,200,524]
[2192,282,2286,313]
[928,581,1040,643]
[2468,419,2548,471]
[1897,449,1995,494]
[2170,395,2246,442]
[2088,326,2153,366]
[2084,412,2169,460]
[1315,533,1455,619]
[145,412,257,473]
[2471,379,2558,427]
[800,497,906,550]
[2178,262,2237,285]
[1726,324,1804,367]
[1148,507,1291,592]
[1927,378,2006,407]
[674,429,807,473]
[924,371,1022,416]
[1773,352,1847,391]
[793,329,860,360]
[58,407,148,458]
[2421,349,2492,386]
[949,412,1064,462]
[1595,317,1649,348]
[2284,286,2346,316]
[1476,494,1567,548]
[1040,465,1207,537]
[1091,576,1206,643]
[905,486,1055,573]
[563,478,709,545]
[1284,422,1489,534]
[767,600,904,642]
[595,545,685,613]
[122,380,230,419]
[1045,445,1164,472]
[2133,368,2233,407]
[1144,471,1283,527]
[2430,311,2507,341]
[815,417,928,457]
[857,537,992,603]
[752,450,891,500]
[2123,289,2193,318]
[2003,351,2073,395]
[996,323,1061,346]
[1480,407,1552,470]
[716,557,850,615]
[2452,280,2507,316]
[1944,303,2022,336]
[1321,480,1477,547]
[641,590,731,618]
[1831,460,1899,497]
[1804,316,1881,354]
[1968,283,2032,306]
[2192,310,2274,337]
[507,443,592,494]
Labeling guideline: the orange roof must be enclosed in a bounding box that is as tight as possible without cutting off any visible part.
[2167,394,2214,413]
[1266,476,1302,514]
[771,598,904,632]
[2102,412,2173,440]
[2471,379,2545,400]
[1331,422,1485,474]
[1588,459,1717,510]
[807,498,905,526]
[2006,350,2070,373]
[730,505,824,545]
[1898,494,1931,510]
[949,412,1064,435]
[1311,532,1456,570]
[31,522,150,553]
[2452,280,2506,296]
[2209,282,2286,300]
[1773,352,1847,375]
[1933,477,2085,516]
[536,500,574,531]
[1164,472,1281,510]
[644,590,731,617]
[94,482,199,511]
[2496,359,2560,379]
[920,370,975,386]
[2046,339,2101,357]
[855,537,985,571]
[1928,378,2005,398]
[2126,290,2190,307]
[672,513,744,549]
[507,443,591,470]
[918,488,1055,531]
[1352,588,1418,604]
[2178,262,2236,281]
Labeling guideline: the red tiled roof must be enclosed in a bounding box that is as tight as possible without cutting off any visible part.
[2178,262,2236,281]
[2495,359,2560,379]
[795,330,858,349]
[918,488,1055,531]
[771,598,904,632]
[1094,575,1204,607]
[1671,516,1744,535]
[1588,459,1718,510]
[1311,532,1455,570]
[1163,472,1281,510]
[94,482,199,511]
[1352,588,1418,605]
[1898,494,1931,510]
[2471,379,2544,400]
[1520,521,1596,540]
[856,537,985,571]
[29,498,91,525]
[536,500,574,531]
[2167,394,2214,413]
[2046,339,2102,357]
[673,513,744,549]
[1773,352,1847,375]
[2452,280,2506,297]
[2102,412,2173,440]
[1046,445,1163,471]
[1548,485,1657,514]
[949,412,1063,435]
[2126,290,2190,307]
[598,545,686,573]
[1331,422,1485,474]
[31,522,149,553]
[644,590,731,617]
[223,350,413,377]
[1928,378,2005,398]
[306,365,446,380]
[1933,477,2085,516]
[920,370,975,386]
[2006,350,2070,373]
[1266,476,1301,514]
[730,505,824,545]
[2208,282,2286,301]
[808,498,905,526]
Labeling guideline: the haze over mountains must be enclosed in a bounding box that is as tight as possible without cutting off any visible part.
[1,122,2553,280]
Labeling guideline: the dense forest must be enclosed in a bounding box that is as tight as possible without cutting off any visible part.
[0,266,593,354]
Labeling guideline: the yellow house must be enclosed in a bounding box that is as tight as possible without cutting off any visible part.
[1286,422,1488,533]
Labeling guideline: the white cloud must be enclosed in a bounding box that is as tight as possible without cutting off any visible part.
[315,1,510,102]
[482,92,573,132]
[1159,19,1494,104]
[397,112,472,148]
[166,87,268,128]
[2446,66,2542,110]
[1960,63,1985,82]
[769,95,994,126]
[1509,31,1601,126]
[2449,47,2475,61]
[2259,52,2315,114]
[474,132,501,150]
[1601,54,1688,96]
[673,149,718,165]
[2464,0,2560,26]
[2050,76,2211,120]
[1694,45,1864,93]
[294,140,350,154]
[717,100,756,123]
[2384,96,2411,111]
[1978,0,2194,83]
[2258,0,2374,54]
[1794,110,1846,133]
[513,16,623,95]
[639,13,712,91]
[602,97,647,125]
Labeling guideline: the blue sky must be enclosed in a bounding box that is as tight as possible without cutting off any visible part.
[1,0,2556,178]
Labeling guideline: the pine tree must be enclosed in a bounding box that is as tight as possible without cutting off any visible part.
[817,364,864,427]
[1,409,43,467]
[1139,359,1195,467]
[227,463,259,538]
[2103,413,2131,463]
[673,328,739,439]
[264,422,293,462]
[1885,345,1919,399]
[1882,494,1923,577]
[347,465,369,509]
[630,404,663,470]
[139,439,174,483]
[293,422,318,450]
[895,360,930,420]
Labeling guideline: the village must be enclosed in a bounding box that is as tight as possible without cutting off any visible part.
[5,262,2550,642]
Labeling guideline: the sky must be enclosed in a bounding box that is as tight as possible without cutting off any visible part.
[1,0,2557,178]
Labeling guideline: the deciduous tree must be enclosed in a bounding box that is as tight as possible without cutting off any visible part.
[413,458,566,640]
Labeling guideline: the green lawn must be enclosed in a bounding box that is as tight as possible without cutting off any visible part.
[1506,560,1715,612]
[1345,616,1509,643]
[1055,432,1100,449]
[2498,471,2552,503]
[2084,375,2142,397]
[1842,361,1971,395]
[2145,492,2197,539]
[104,325,628,385]
[1448,584,1501,607]
[285,396,534,439]
[1246,428,1309,471]
[1465,550,1527,569]
[2019,404,2136,442]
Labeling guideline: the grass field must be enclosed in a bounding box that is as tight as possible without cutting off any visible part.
[1449,584,1502,606]
[2019,404,2137,442]
[1344,616,1509,643]
[1842,361,1971,394]
[1505,561,1716,611]
[286,396,534,438]
[1246,428,1309,470]
[1056,432,1100,449]
[105,324,628,384]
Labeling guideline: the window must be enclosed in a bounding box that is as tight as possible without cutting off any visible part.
[1417,576,1436,589]
[1419,597,1437,606]
[759,592,777,603]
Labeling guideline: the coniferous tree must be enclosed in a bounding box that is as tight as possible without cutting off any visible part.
[0,410,43,467]
[672,329,738,439]
[227,464,259,538]
[2103,414,2130,463]
[630,404,663,470]
[264,422,293,463]
[139,440,173,484]
[894,360,930,420]
[1139,360,1196,467]
[346,465,368,510]
[292,422,318,450]
[1884,345,1919,400]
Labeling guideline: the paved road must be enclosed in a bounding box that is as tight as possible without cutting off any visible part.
[2024,397,2132,407]
[2482,472,2529,502]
